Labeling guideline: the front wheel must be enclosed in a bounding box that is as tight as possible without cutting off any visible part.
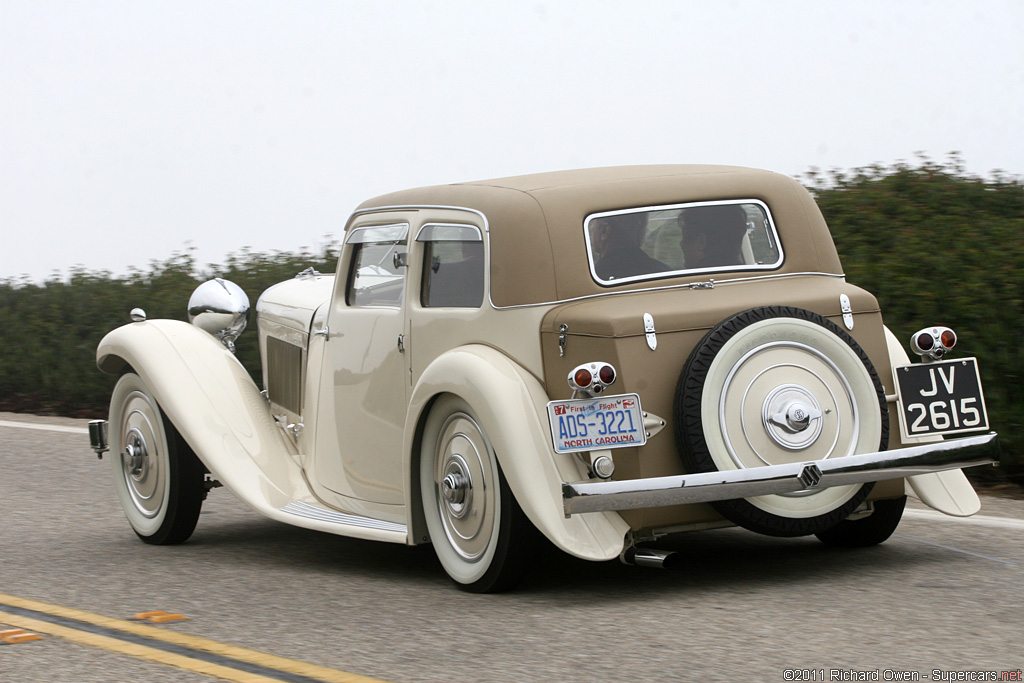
[109,372,205,545]
[419,395,533,592]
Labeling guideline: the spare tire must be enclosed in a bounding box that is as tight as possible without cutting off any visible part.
[674,306,889,537]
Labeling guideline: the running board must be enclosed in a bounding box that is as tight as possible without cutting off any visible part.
[562,432,999,516]
[280,501,407,534]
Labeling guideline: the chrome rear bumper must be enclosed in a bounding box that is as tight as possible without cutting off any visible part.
[562,432,999,516]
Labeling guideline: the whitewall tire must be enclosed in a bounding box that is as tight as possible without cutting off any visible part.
[109,372,205,545]
[419,394,533,592]
[675,307,889,537]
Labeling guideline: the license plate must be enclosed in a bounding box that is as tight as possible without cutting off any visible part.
[546,393,647,454]
[894,357,989,440]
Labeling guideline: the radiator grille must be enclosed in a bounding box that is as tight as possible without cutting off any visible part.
[266,337,303,414]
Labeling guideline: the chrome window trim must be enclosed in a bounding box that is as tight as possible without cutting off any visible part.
[346,205,490,233]
[415,223,483,242]
[584,199,785,287]
[345,222,410,244]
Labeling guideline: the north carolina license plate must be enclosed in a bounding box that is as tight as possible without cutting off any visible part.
[546,393,647,454]
[894,357,989,440]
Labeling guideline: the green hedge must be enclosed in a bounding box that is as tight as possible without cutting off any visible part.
[0,246,339,416]
[805,157,1023,481]
[2,158,1020,482]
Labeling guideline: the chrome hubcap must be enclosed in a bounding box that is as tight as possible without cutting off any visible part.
[124,428,148,477]
[763,384,824,451]
[441,458,471,516]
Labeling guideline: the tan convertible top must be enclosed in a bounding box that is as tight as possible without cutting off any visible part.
[357,165,843,308]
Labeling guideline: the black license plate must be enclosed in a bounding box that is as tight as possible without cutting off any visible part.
[894,357,989,439]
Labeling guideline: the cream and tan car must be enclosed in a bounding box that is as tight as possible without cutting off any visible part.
[89,165,999,592]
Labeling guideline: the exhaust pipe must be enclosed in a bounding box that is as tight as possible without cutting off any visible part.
[621,547,680,569]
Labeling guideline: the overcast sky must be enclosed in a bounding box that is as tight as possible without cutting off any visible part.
[2,1,1021,282]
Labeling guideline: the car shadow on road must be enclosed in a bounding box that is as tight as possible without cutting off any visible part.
[171,513,954,597]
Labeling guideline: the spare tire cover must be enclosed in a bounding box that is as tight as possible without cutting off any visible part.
[674,306,889,537]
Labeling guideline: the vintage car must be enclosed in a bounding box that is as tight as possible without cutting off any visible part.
[88,165,1000,592]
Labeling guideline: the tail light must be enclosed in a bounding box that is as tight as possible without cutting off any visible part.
[567,362,617,397]
[910,326,956,361]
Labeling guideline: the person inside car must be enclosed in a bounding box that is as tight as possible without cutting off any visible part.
[678,204,748,269]
[591,213,669,280]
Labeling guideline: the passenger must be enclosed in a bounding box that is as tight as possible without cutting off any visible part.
[678,204,748,269]
[591,213,669,280]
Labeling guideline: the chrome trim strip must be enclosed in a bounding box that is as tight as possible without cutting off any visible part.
[490,271,848,311]
[562,432,999,516]
[281,501,408,533]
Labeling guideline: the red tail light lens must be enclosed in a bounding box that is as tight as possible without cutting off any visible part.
[916,332,934,351]
[598,364,616,385]
[573,368,592,389]
[940,329,957,349]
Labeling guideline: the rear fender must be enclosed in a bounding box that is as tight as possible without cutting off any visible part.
[884,325,982,516]
[97,319,305,513]
[405,344,629,561]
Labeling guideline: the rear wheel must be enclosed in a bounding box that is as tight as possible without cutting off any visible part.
[675,306,889,537]
[109,372,205,545]
[815,496,906,547]
[419,395,533,592]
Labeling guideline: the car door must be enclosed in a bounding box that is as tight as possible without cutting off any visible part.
[312,221,410,505]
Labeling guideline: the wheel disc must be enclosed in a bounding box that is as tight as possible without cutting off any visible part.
[433,412,496,562]
[120,393,166,519]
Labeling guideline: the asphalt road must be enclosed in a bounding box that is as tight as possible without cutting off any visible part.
[2,412,1022,683]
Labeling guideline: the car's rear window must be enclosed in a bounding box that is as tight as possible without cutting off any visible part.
[585,200,783,285]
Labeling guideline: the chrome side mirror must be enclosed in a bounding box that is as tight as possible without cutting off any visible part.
[188,278,250,353]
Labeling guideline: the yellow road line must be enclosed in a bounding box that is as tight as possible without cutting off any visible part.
[0,594,389,683]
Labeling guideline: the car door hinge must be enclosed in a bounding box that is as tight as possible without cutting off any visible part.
[643,313,657,351]
[840,293,854,330]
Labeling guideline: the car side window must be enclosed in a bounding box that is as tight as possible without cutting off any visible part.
[345,224,409,307]
[416,224,484,308]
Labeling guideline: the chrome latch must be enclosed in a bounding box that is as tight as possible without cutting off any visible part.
[558,324,568,357]
[840,294,854,330]
[273,414,303,441]
[643,313,657,351]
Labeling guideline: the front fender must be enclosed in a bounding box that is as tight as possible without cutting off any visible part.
[97,319,305,513]
[405,345,629,561]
